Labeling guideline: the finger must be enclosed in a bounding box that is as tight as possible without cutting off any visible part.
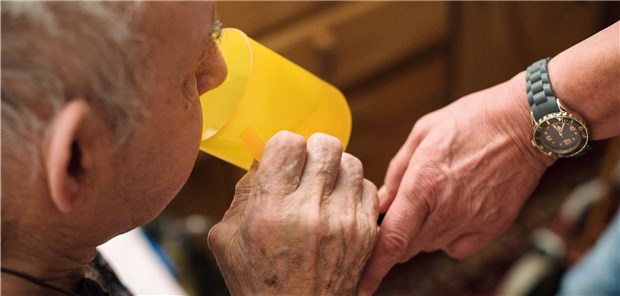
[361,179,379,223]
[255,131,307,195]
[379,128,425,213]
[329,153,363,211]
[359,172,431,295]
[444,232,490,260]
[323,154,366,276]
[297,133,343,197]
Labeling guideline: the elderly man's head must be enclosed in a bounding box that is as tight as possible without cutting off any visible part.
[1,1,226,246]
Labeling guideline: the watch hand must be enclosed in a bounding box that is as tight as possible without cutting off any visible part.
[553,123,565,138]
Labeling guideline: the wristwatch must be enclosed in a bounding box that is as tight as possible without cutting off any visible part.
[525,58,589,158]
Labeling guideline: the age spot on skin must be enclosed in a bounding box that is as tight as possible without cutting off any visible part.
[264,274,278,286]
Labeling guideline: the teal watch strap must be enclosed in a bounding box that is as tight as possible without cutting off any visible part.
[525,58,560,121]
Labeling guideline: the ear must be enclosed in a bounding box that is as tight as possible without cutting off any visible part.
[45,99,90,213]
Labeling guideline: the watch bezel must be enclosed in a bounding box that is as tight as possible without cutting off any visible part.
[531,111,589,158]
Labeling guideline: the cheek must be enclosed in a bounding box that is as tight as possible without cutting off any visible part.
[117,100,203,224]
[159,101,203,199]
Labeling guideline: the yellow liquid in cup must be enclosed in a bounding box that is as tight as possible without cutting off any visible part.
[199,28,351,170]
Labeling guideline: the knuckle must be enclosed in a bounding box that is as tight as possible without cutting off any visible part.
[401,189,431,217]
[308,133,343,153]
[207,224,224,251]
[339,154,364,185]
[341,153,363,173]
[417,176,444,200]
[363,179,379,213]
[363,179,378,193]
[380,230,411,263]
[409,166,448,208]
[271,130,306,150]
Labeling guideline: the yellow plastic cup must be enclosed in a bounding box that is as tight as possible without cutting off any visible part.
[199,28,351,170]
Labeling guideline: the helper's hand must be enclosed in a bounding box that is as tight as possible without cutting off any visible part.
[359,74,556,295]
[208,131,379,296]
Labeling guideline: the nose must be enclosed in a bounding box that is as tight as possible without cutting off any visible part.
[196,44,227,96]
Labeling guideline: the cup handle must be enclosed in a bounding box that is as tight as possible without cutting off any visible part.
[241,127,265,161]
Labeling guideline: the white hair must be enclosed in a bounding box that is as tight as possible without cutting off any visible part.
[2,2,146,179]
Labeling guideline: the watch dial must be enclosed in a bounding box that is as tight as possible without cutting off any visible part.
[536,118,586,155]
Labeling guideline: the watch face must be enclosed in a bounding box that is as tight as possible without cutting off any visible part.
[533,113,588,157]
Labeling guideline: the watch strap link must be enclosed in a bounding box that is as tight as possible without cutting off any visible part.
[525,58,560,121]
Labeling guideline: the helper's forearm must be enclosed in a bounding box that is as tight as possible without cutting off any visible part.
[548,21,620,140]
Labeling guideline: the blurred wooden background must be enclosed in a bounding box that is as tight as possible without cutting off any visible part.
[155,2,619,295]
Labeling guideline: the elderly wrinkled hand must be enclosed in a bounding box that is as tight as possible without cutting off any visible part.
[359,75,556,295]
[208,131,379,296]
